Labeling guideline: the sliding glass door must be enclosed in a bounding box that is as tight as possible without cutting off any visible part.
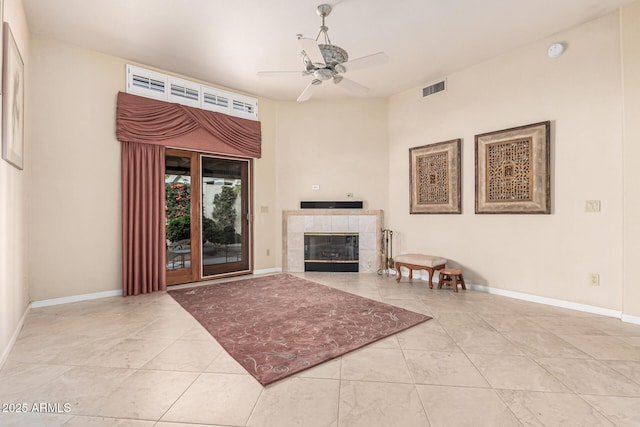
[201,156,250,277]
[165,149,251,285]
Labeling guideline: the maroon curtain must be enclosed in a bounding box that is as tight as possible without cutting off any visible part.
[116,92,262,158]
[117,92,262,296]
[121,142,166,296]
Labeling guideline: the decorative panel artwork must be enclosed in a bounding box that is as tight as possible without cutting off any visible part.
[486,138,532,202]
[418,151,449,204]
[475,121,550,214]
[410,139,461,214]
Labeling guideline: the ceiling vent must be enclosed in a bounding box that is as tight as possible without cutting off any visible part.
[422,79,446,98]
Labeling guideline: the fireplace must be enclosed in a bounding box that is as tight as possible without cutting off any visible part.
[283,209,382,273]
[304,233,359,272]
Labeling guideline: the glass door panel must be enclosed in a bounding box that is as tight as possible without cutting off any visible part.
[201,156,250,276]
[165,151,200,285]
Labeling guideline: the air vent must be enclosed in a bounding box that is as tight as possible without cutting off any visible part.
[423,79,446,97]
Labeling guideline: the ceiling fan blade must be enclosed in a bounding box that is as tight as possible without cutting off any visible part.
[297,81,318,102]
[334,77,369,95]
[257,70,307,77]
[298,37,325,66]
[341,52,389,73]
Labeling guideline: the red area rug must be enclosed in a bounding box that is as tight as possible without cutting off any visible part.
[168,273,431,385]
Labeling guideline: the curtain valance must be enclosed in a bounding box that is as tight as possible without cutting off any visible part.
[116,91,261,158]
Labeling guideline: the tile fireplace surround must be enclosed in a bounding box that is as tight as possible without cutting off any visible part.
[283,209,383,273]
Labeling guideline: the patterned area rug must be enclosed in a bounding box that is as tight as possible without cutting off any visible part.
[168,273,431,385]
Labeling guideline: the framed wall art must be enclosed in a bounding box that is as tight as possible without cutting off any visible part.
[475,121,550,214]
[2,22,24,170]
[0,0,3,94]
[409,139,461,214]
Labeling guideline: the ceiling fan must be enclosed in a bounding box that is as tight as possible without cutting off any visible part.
[258,4,389,102]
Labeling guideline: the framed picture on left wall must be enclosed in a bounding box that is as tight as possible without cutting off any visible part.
[0,2,3,96]
[2,22,24,170]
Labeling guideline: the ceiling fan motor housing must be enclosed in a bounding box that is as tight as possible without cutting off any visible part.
[302,44,348,72]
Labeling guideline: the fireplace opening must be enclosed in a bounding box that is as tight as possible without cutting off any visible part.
[304,233,359,272]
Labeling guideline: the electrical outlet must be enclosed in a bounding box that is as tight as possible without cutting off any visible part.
[585,200,601,212]
[589,273,600,286]
[312,184,320,191]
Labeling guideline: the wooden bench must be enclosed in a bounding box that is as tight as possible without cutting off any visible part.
[395,253,447,289]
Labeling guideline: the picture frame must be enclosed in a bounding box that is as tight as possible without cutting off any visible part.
[475,121,550,214]
[2,22,24,170]
[0,0,3,95]
[409,139,462,214]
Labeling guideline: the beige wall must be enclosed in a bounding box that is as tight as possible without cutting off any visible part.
[388,12,626,311]
[253,97,278,271]
[0,0,31,364]
[28,37,124,301]
[273,99,390,265]
[274,100,389,211]
[622,2,640,319]
[26,36,280,299]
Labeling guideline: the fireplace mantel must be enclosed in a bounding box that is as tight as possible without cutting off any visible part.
[283,209,383,273]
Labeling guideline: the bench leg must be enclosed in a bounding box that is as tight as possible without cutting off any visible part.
[427,268,434,289]
[396,265,403,282]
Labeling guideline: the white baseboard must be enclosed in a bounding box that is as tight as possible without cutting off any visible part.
[0,305,30,370]
[25,271,640,328]
[408,271,636,322]
[621,313,640,325]
[468,283,622,318]
[253,267,283,275]
[31,289,123,308]
[30,272,284,308]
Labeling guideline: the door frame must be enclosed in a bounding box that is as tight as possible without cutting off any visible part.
[165,148,254,286]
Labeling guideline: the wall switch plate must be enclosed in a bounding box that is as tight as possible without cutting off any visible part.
[585,200,601,212]
[312,185,320,191]
[589,273,600,286]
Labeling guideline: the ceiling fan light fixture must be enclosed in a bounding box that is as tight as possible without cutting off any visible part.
[313,68,334,81]
[318,44,348,66]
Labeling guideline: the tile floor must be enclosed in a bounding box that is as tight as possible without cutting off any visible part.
[1,272,640,426]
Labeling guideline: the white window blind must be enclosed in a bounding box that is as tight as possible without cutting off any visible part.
[126,64,259,120]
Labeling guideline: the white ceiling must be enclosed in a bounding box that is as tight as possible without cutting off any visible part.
[24,0,632,102]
